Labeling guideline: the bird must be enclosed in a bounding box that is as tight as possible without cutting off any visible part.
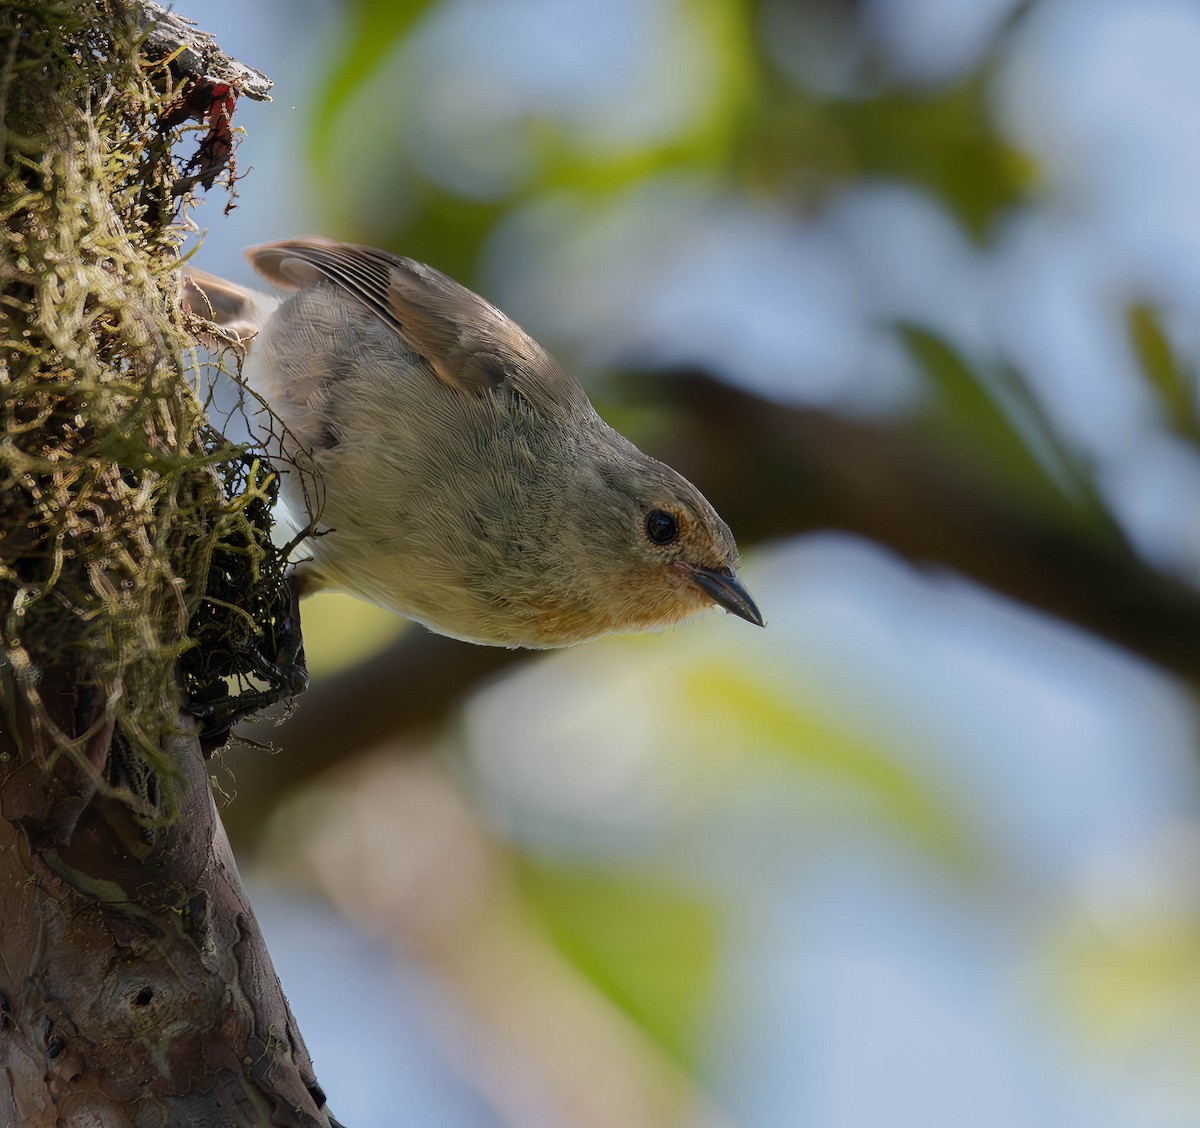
[183,236,762,649]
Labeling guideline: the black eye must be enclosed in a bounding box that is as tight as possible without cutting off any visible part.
[644,509,679,545]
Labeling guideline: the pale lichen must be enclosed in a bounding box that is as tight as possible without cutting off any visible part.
[0,0,287,819]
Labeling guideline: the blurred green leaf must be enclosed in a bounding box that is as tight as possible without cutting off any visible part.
[377,190,506,287]
[311,0,433,181]
[1052,912,1200,1062]
[836,80,1033,239]
[991,356,1132,547]
[300,591,405,678]
[742,75,1032,237]
[1128,302,1200,443]
[682,664,983,876]
[516,862,722,1065]
[900,324,1056,489]
[312,0,758,276]
[900,325,1126,544]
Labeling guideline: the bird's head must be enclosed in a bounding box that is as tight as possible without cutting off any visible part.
[543,440,763,643]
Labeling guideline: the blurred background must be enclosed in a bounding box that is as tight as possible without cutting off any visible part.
[185,1,1200,1125]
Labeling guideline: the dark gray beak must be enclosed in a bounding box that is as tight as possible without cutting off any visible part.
[687,565,764,627]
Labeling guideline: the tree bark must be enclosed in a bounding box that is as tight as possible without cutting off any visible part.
[0,713,337,1127]
[0,3,340,1123]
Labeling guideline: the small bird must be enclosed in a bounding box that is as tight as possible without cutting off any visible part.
[184,237,762,649]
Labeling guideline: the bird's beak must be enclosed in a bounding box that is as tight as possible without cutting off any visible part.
[686,564,765,627]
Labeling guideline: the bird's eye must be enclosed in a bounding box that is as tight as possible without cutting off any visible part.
[645,509,679,545]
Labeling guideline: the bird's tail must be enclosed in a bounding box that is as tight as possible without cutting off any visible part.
[182,267,277,346]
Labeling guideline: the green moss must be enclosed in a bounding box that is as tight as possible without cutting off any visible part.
[0,1,286,819]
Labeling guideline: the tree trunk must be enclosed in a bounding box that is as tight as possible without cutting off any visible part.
[0,714,336,1127]
[0,3,339,1123]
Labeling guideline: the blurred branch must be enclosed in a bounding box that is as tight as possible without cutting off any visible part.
[220,630,521,846]
[652,371,1200,684]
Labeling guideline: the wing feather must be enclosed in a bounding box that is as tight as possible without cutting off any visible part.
[246,236,589,418]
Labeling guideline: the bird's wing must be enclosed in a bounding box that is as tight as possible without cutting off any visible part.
[182,268,276,343]
[245,236,590,418]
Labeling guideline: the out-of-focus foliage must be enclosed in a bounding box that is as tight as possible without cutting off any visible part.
[744,71,1033,237]
[680,663,980,870]
[1128,303,1200,446]
[516,861,721,1065]
[208,0,1200,1124]
[900,325,1125,540]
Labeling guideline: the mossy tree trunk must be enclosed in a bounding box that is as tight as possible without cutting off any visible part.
[0,723,336,1127]
[0,3,339,1124]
